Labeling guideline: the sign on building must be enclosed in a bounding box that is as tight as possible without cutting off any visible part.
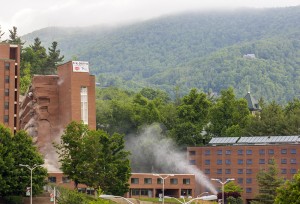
[72,61,89,72]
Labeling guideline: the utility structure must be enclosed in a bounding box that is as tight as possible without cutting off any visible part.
[211,178,235,204]
[153,174,174,204]
[19,164,42,204]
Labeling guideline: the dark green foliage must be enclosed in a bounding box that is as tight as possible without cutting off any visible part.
[8,26,24,45]
[3,196,23,204]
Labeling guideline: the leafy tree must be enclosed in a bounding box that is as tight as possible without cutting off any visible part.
[224,181,243,193]
[0,25,4,42]
[44,41,64,74]
[275,170,300,204]
[7,26,24,45]
[139,87,170,103]
[251,159,283,204]
[19,62,32,94]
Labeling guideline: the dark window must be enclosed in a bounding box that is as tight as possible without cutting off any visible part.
[205,169,210,174]
[237,150,243,155]
[141,189,152,196]
[204,150,210,155]
[225,150,231,155]
[281,169,287,174]
[246,169,252,174]
[131,178,139,184]
[157,178,163,184]
[259,159,265,164]
[217,169,222,174]
[237,178,243,184]
[205,160,210,165]
[281,159,287,164]
[238,169,243,174]
[259,149,265,155]
[246,188,252,193]
[5,62,10,70]
[246,178,252,184]
[189,151,196,156]
[247,159,253,165]
[48,177,56,183]
[144,178,152,184]
[238,159,243,164]
[183,178,190,185]
[62,177,70,183]
[170,178,178,184]
[225,159,231,165]
[291,149,297,154]
[246,150,252,155]
[131,189,140,196]
[268,149,274,155]
[4,115,9,123]
[217,160,222,165]
[189,160,196,165]
[291,169,297,174]
[281,149,287,154]
[225,169,231,174]
[4,102,9,110]
[5,89,9,96]
[217,150,222,155]
[5,76,9,83]
[290,159,296,164]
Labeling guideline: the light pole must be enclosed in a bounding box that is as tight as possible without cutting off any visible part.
[211,178,234,204]
[153,174,174,204]
[19,164,42,204]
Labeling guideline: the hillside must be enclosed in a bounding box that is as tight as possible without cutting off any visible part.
[22,6,300,103]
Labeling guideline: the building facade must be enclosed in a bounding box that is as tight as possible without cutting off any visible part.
[19,61,96,172]
[0,43,20,133]
[187,136,300,203]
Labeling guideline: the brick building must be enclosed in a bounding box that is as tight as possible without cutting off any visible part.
[0,43,20,133]
[19,61,96,172]
[187,136,300,203]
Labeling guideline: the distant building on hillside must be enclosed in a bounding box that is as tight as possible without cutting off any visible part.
[244,91,261,114]
[0,43,20,134]
[243,54,256,59]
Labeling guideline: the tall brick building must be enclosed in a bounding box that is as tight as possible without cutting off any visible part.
[19,61,96,171]
[0,43,20,134]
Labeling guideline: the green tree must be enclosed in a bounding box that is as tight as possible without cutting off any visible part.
[275,170,300,204]
[7,26,24,45]
[224,181,243,193]
[19,62,32,94]
[0,25,4,42]
[44,41,64,74]
[251,159,283,204]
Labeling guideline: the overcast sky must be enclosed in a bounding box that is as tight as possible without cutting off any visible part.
[0,0,299,37]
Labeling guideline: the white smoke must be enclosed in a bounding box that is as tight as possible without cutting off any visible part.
[126,123,217,194]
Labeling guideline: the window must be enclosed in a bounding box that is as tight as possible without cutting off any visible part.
[141,189,152,196]
[183,178,190,185]
[4,102,9,110]
[5,76,9,83]
[217,160,222,165]
[237,178,243,184]
[144,178,152,184]
[281,169,287,174]
[237,159,243,165]
[281,159,287,164]
[225,150,231,155]
[246,150,252,155]
[290,159,296,164]
[5,89,9,96]
[217,150,222,155]
[268,159,274,164]
[205,169,210,174]
[281,149,287,154]
[131,178,139,184]
[259,149,265,155]
[205,160,210,165]
[5,62,10,70]
[181,189,192,197]
[225,159,231,165]
[131,189,140,196]
[259,159,265,164]
[238,169,243,174]
[246,169,252,174]
[217,169,222,174]
[204,150,210,155]
[62,177,70,183]
[291,169,297,174]
[291,149,297,154]
[170,178,178,184]
[268,149,274,155]
[157,178,163,184]
[189,151,196,155]
[189,160,196,165]
[48,177,56,183]
[225,169,231,174]
[246,188,252,193]
[246,159,253,165]
[80,87,88,124]
[237,150,243,155]
[246,178,252,184]
[4,115,9,123]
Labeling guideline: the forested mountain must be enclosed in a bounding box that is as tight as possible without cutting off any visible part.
[22,6,300,103]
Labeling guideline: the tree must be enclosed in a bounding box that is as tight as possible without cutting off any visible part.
[19,62,32,94]
[44,41,64,74]
[275,170,300,204]
[0,25,5,42]
[7,26,24,45]
[252,159,283,204]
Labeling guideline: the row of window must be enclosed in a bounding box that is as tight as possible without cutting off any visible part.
[189,149,298,156]
[201,158,297,165]
[204,168,298,175]
[131,178,190,185]
[48,176,70,183]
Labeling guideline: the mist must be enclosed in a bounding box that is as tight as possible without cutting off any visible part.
[125,123,217,194]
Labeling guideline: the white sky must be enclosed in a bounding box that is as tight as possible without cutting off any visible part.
[0,0,299,37]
